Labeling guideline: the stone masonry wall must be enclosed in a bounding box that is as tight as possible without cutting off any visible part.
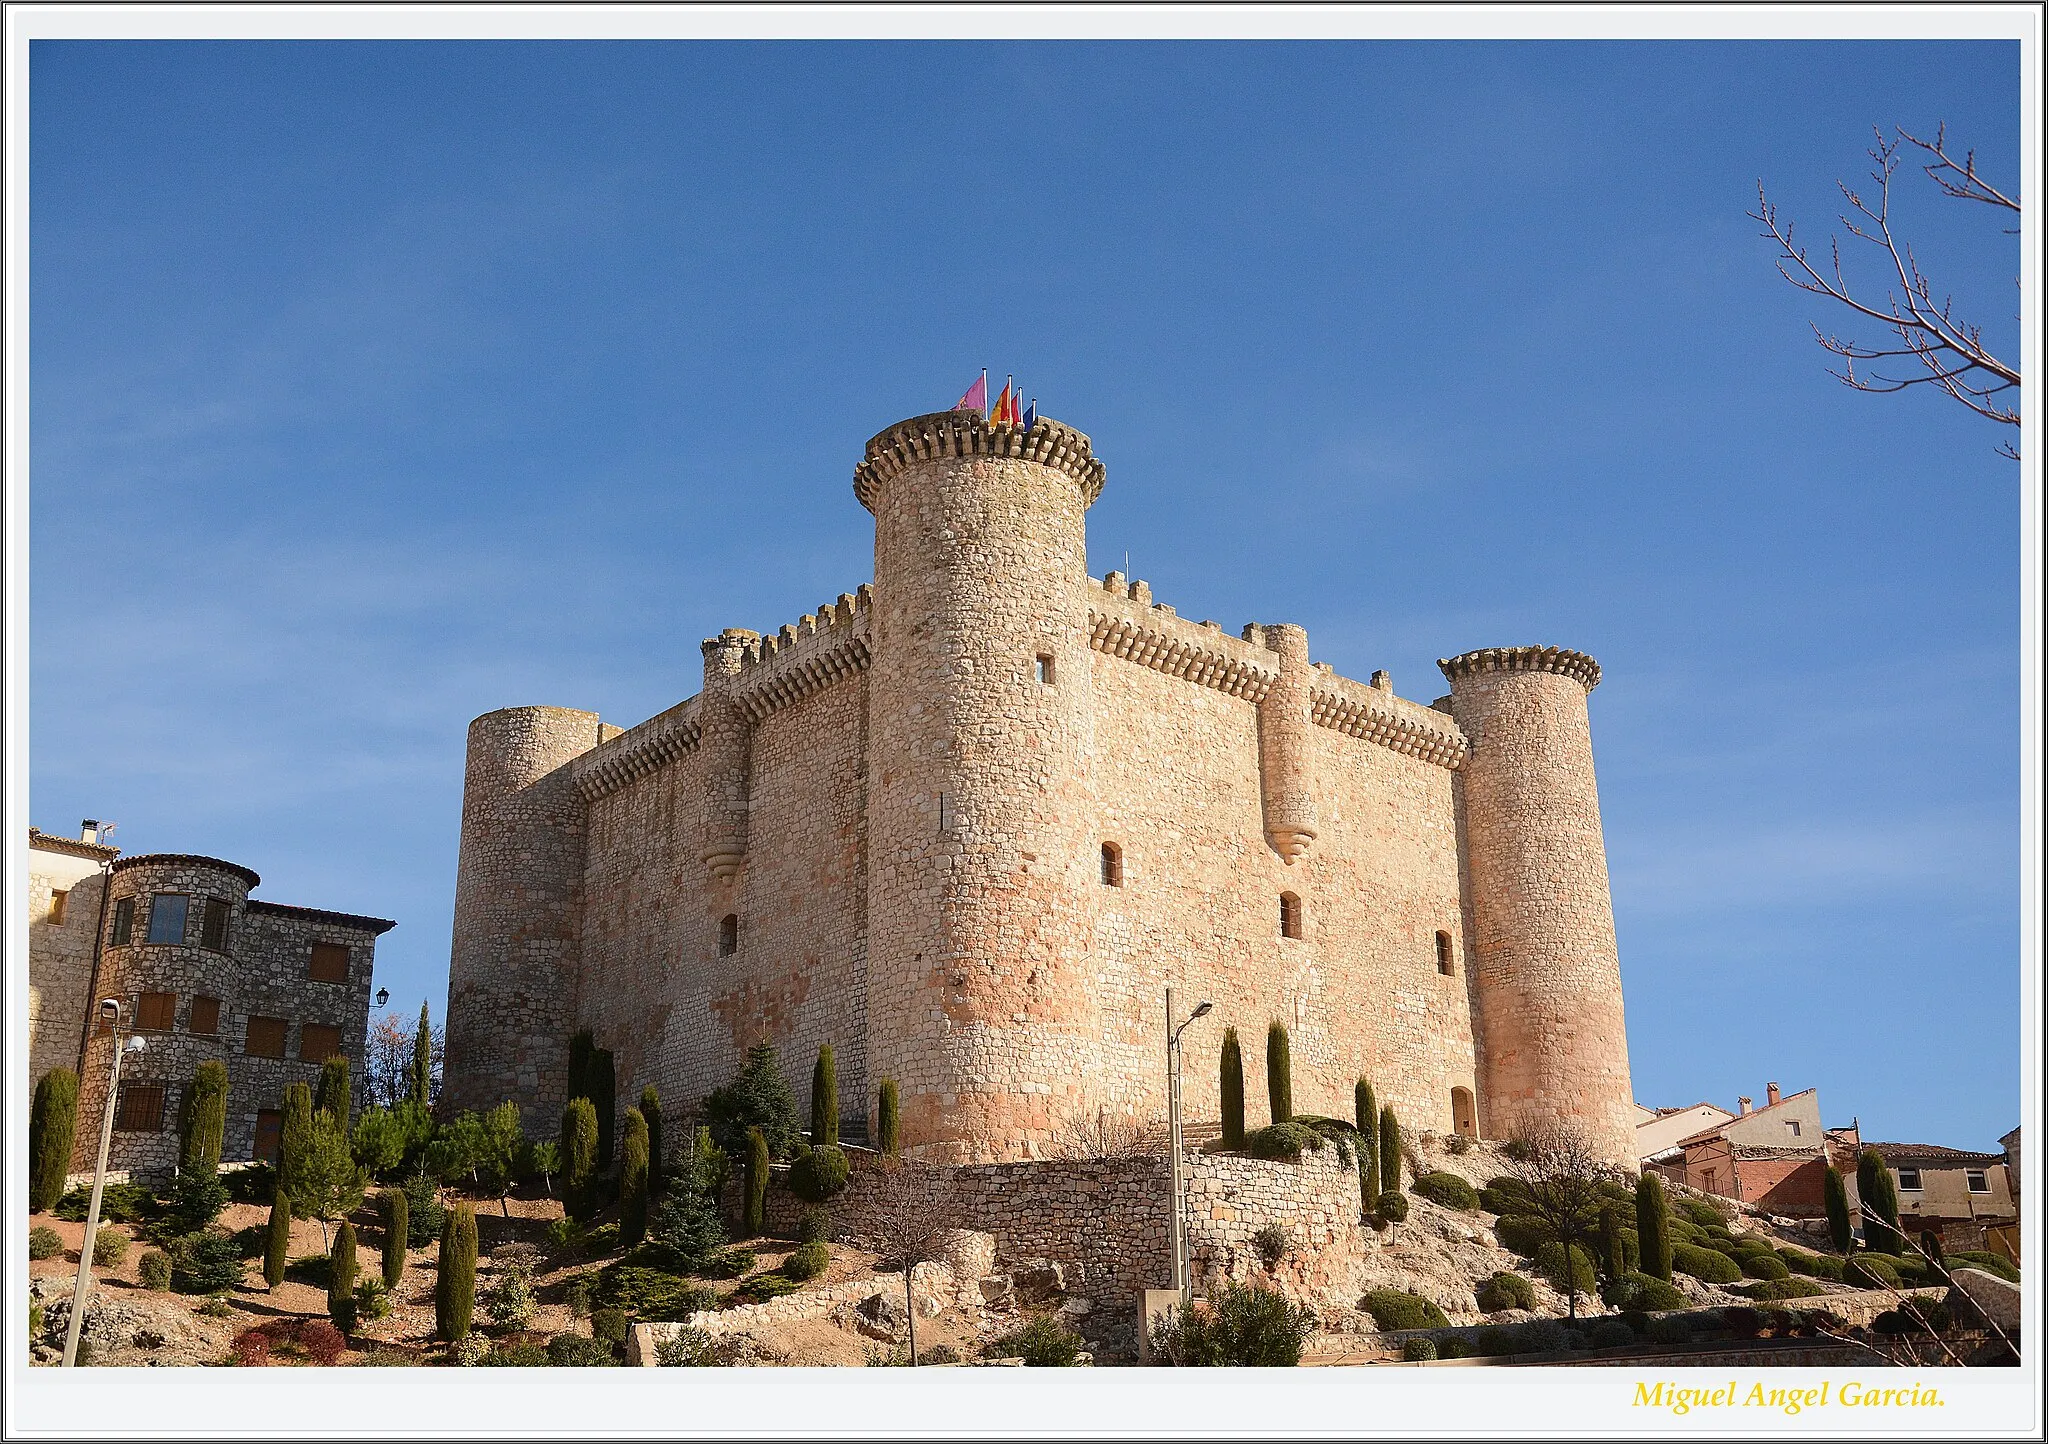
[28,845,108,1091]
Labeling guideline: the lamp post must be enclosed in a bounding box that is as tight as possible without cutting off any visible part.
[1165,988,1214,1306]
[63,999,143,1367]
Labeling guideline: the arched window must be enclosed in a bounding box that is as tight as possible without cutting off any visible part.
[1436,931,1455,976]
[718,914,738,957]
[1451,1086,1477,1139]
[1279,892,1302,939]
[1100,842,1123,887]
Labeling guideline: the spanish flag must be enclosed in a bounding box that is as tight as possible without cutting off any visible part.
[991,377,1014,425]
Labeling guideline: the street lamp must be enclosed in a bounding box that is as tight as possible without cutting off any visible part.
[1165,988,1214,1306]
[374,986,390,1008]
[63,999,143,1367]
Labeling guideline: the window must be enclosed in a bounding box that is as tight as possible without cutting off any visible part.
[246,1016,287,1059]
[1100,842,1123,887]
[201,898,231,951]
[1035,654,1055,684]
[146,893,189,945]
[48,890,68,924]
[1785,1120,1802,1138]
[110,897,134,945]
[1279,892,1302,940]
[135,991,177,1032]
[253,1109,282,1163]
[718,914,739,957]
[1967,1169,1990,1193]
[1701,1168,1718,1194]
[301,1023,343,1062]
[114,1082,167,1132]
[1896,1167,1923,1191]
[1435,931,1455,976]
[189,995,222,1036]
[309,942,350,983]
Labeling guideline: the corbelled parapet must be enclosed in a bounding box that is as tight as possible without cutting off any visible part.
[1437,645,1601,694]
[854,411,1106,513]
[732,586,874,722]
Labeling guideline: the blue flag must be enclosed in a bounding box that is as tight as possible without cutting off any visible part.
[1022,397,1036,431]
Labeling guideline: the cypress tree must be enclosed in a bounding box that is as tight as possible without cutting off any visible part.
[1823,1165,1853,1254]
[592,1049,617,1171]
[1353,1078,1372,1134]
[1219,1029,1245,1149]
[1378,1104,1402,1195]
[811,1045,838,1146]
[380,1188,408,1290]
[1636,1172,1673,1282]
[410,1001,434,1108]
[1857,1149,1903,1255]
[562,1098,599,1223]
[877,1079,900,1157]
[619,1107,650,1248]
[1600,1205,1626,1281]
[1357,1080,1379,1201]
[263,1187,292,1289]
[315,1055,351,1126]
[278,1082,316,1214]
[641,1084,664,1197]
[744,1126,770,1237]
[328,1221,359,1330]
[435,1204,478,1342]
[178,1060,230,1177]
[566,1029,595,1103]
[29,1068,80,1213]
[1265,1021,1293,1125]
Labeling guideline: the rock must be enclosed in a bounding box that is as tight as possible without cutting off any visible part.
[940,1230,998,1291]
[1012,1259,1065,1304]
[1058,1297,1093,1318]
[978,1274,1015,1309]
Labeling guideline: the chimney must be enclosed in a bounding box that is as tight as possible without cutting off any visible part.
[1767,1082,1781,1107]
[80,819,98,844]
[1738,1096,1753,1115]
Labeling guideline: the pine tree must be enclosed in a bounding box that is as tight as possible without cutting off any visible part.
[297,1110,368,1250]
[328,1221,359,1331]
[641,1084,664,1197]
[435,1204,478,1342]
[877,1080,900,1157]
[702,1042,802,1158]
[1857,1148,1903,1255]
[563,1097,599,1223]
[410,1001,434,1108]
[315,1055,352,1127]
[380,1188,408,1290]
[744,1126,770,1237]
[1265,1021,1293,1125]
[1219,1029,1245,1149]
[263,1186,292,1290]
[1636,1172,1673,1282]
[278,1082,316,1209]
[811,1045,838,1146]
[619,1107,650,1248]
[1823,1164,1853,1254]
[179,1060,229,1176]
[1378,1104,1402,1195]
[29,1068,80,1213]
[592,1049,617,1171]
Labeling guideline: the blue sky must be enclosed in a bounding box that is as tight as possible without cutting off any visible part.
[30,38,2023,1148]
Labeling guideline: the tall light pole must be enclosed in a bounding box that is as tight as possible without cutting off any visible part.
[1165,988,1214,1305]
[63,998,143,1368]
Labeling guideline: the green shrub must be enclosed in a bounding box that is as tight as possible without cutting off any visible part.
[261,1192,291,1289]
[702,1043,802,1160]
[1824,1165,1853,1253]
[1887,1254,1928,1285]
[1401,1336,1438,1361]
[595,1263,715,1321]
[328,1222,359,1330]
[1519,1320,1573,1354]
[546,1332,618,1366]
[1436,1335,1477,1359]
[784,1241,829,1282]
[1244,1122,1322,1160]
[591,1307,632,1353]
[1856,1149,1903,1255]
[1413,1172,1478,1211]
[1671,1243,1741,1284]
[789,1144,850,1203]
[136,1247,171,1290]
[1735,1278,1825,1302]
[29,1069,80,1214]
[810,1045,838,1146]
[649,1189,727,1273]
[619,1107,651,1248]
[1265,1021,1292,1124]
[988,1313,1086,1366]
[171,1229,244,1293]
[1647,1313,1696,1346]
[229,1222,266,1258]
[93,1225,128,1267]
[1494,1214,1552,1257]
[1739,1251,1789,1280]
[1361,1288,1450,1331]
[733,1272,800,1304]
[657,1326,723,1366]
[435,1204,478,1342]
[1678,1197,1727,1228]
[795,1208,830,1245]
[354,1276,393,1321]
[357,1345,419,1366]
[1951,1251,2020,1283]
[1473,1326,1518,1356]
[55,1180,154,1224]
[476,1340,549,1367]
[1475,1271,1535,1312]
[1846,1255,1901,1290]
[1635,1173,1673,1282]
[743,1127,770,1236]
[198,1294,234,1319]
[562,1098,599,1224]
[1896,1296,1952,1333]
[1536,1240,1597,1298]
[1603,1271,1686,1311]
[877,1079,900,1158]
[699,1246,757,1280]
[1805,1252,1846,1282]
[153,1167,230,1242]
[1378,1105,1402,1194]
[563,1274,594,1319]
[29,1226,63,1261]
[1251,1222,1290,1270]
[1376,1191,1409,1224]
[1219,1030,1245,1149]
[591,1049,617,1171]
[402,1171,445,1247]
[379,1190,408,1290]
[1148,1280,1316,1366]
[1587,1318,1635,1348]
[1478,1176,1532,1216]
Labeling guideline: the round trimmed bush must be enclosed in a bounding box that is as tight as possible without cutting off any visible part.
[1846,1255,1901,1290]
[1474,1326,1518,1356]
[1436,1335,1477,1359]
[1647,1313,1696,1345]
[1736,1278,1825,1302]
[788,1145,849,1204]
[93,1226,128,1267]
[1604,1271,1685,1311]
[1739,1252,1789,1281]
[1535,1240,1597,1297]
[1412,1172,1478,1211]
[1587,1318,1634,1348]
[1361,1288,1449,1331]
[1671,1243,1741,1284]
[1401,1336,1438,1361]
[1477,1177,1532,1216]
[783,1241,829,1283]
[795,1208,830,1245]
[1244,1122,1322,1160]
[1375,1191,1409,1224]
[29,1226,63,1261]
[1519,1320,1573,1354]
[1493,1215,1551,1257]
[1476,1270,1535,1313]
[1679,1198,1728,1229]
[1951,1250,2020,1283]
[138,1249,172,1290]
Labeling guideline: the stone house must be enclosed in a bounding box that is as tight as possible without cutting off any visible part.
[27,825,395,1175]
[1866,1141,2018,1251]
[1635,1100,1735,1164]
[1661,1084,1849,1215]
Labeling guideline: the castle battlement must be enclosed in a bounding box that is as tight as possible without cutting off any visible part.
[1086,573,1279,701]
[574,698,702,804]
[1438,644,1602,693]
[732,585,874,723]
[1309,671,1471,771]
[853,411,1106,513]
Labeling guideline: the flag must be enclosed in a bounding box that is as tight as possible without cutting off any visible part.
[1022,397,1036,431]
[992,377,1013,425]
[954,370,987,415]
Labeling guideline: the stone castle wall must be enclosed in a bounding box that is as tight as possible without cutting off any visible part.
[27,841,110,1091]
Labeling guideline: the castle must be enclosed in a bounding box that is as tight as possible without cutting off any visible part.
[443,410,1636,1164]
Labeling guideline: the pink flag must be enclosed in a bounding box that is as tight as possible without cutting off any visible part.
[954,370,987,414]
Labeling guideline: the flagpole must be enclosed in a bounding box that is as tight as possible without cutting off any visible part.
[982,369,989,422]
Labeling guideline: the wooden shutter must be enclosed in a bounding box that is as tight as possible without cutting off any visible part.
[136,991,177,1031]
[308,942,350,983]
[189,996,222,1035]
[253,1109,282,1162]
[301,1023,343,1062]
[246,1016,287,1058]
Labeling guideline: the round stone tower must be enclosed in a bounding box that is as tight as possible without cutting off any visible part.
[856,410,1108,1162]
[1440,646,1635,1165]
[443,705,602,1121]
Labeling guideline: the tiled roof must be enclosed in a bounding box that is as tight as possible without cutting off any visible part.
[1674,1088,1816,1148]
[243,899,397,936]
[1868,1142,2007,1167]
[28,828,120,862]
